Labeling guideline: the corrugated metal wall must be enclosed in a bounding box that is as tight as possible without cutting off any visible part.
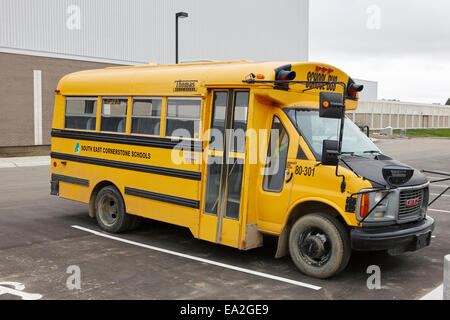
[0,0,309,64]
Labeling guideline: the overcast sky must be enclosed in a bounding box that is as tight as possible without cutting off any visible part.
[309,0,450,104]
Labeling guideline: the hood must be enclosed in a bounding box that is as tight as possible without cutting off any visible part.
[340,156,428,188]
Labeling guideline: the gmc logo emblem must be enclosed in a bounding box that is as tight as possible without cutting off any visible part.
[406,198,419,207]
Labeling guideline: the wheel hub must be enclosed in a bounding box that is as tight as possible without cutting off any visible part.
[99,194,119,226]
[301,234,327,260]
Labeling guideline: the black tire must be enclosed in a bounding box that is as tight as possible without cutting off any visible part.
[130,215,144,230]
[289,213,351,279]
[95,185,133,233]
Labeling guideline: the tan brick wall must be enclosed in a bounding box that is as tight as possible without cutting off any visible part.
[354,113,372,127]
[0,53,119,147]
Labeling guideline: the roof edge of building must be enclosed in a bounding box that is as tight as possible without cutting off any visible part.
[0,47,147,66]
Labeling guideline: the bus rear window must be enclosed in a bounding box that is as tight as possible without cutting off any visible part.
[65,97,98,130]
[165,98,201,139]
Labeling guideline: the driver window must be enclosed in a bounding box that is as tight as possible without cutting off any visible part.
[263,116,289,192]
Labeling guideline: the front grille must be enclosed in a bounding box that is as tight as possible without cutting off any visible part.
[398,188,424,219]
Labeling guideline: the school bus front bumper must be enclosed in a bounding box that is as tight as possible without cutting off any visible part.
[350,216,434,254]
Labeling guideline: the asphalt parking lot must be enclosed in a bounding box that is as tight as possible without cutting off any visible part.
[0,137,449,300]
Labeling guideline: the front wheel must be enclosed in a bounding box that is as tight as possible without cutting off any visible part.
[289,213,351,279]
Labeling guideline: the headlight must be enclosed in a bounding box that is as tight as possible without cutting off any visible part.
[374,191,388,203]
[358,190,393,222]
[374,211,385,217]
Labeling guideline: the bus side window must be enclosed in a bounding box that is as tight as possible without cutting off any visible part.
[263,116,289,192]
[100,97,128,133]
[165,98,201,139]
[230,91,249,153]
[65,97,97,130]
[131,98,162,136]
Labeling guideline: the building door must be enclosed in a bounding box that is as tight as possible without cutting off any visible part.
[199,89,249,248]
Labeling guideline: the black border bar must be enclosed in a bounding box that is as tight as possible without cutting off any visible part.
[51,129,203,152]
[125,187,199,209]
[0,300,440,318]
[50,152,201,181]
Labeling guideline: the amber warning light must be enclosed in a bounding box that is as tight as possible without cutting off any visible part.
[347,77,363,99]
[274,64,296,90]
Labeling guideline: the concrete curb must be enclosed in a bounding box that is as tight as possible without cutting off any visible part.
[0,156,50,168]
[421,255,450,300]
[420,284,443,300]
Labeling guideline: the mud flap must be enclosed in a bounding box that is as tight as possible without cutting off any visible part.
[50,180,59,196]
[275,226,289,258]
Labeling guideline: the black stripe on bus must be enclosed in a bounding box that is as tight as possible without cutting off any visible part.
[51,129,203,152]
[51,173,89,187]
[124,187,199,209]
[50,152,201,181]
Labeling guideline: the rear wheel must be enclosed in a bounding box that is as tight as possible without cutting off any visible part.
[130,215,144,230]
[289,213,351,279]
[95,185,133,233]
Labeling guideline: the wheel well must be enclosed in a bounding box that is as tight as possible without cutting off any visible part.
[88,181,119,218]
[275,201,347,258]
[285,201,345,231]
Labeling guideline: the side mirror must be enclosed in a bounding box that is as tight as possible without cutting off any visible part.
[322,140,339,166]
[319,92,345,119]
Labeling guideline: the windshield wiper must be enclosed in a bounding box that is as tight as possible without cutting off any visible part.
[363,150,382,154]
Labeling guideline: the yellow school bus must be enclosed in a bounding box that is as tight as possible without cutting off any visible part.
[51,60,434,278]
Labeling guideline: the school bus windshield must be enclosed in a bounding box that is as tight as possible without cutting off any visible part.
[285,108,380,159]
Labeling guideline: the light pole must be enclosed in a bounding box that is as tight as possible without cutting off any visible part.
[175,12,188,64]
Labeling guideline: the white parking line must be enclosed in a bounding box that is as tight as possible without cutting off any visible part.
[72,225,322,291]
[0,282,42,300]
[428,208,450,213]
[429,184,450,188]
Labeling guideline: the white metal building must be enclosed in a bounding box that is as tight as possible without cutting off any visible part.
[348,101,450,130]
[354,79,378,102]
[348,78,450,130]
[1,0,309,65]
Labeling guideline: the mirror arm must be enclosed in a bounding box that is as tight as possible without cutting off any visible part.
[337,113,345,155]
[334,111,347,193]
[335,161,346,193]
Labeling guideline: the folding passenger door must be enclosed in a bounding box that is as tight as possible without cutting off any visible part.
[199,89,249,248]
